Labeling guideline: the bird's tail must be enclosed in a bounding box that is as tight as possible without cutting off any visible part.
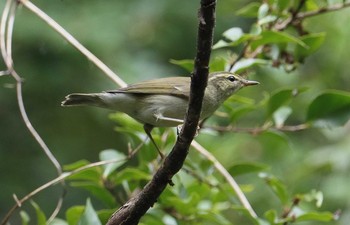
[61,93,107,107]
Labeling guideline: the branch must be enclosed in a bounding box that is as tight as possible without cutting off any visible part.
[296,2,350,20]
[106,1,217,224]
[206,123,310,135]
[191,140,258,218]
[0,158,128,225]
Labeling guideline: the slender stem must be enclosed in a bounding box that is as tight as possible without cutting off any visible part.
[0,158,126,225]
[0,0,64,223]
[191,140,258,218]
[206,123,310,134]
[293,0,307,18]
[296,2,350,19]
[228,42,249,72]
[2,0,63,178]
[0,0,11,65]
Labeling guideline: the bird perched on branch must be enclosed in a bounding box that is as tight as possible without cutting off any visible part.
[62,71,259,156]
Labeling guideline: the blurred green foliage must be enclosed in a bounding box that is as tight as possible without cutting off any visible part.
[1,0,350,224]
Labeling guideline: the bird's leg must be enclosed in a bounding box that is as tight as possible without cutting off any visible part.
[154,112,202,136]
[143,124,164,159]
[154,112,184,124]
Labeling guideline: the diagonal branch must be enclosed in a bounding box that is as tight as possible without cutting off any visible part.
[106,1,217,224]
[191,140,258,218]
[0,157,128,225]
[296,2,350,19]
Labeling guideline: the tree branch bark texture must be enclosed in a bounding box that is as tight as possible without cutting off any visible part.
[106,0,216,224]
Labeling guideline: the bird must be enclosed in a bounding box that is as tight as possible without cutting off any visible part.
[61,71,259,155]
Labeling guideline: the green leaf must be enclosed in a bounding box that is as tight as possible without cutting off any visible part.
[228,162,269,176]
[196,212,232,225]
[305,0,319,11]
[231,206,267,225]
[275,0,292,11]
[258,15,277,25]
[264,209,278,224]
[258,3,269,19]
[63,160,102,183]
[228,95,257,105]
[66,167,101,183]
[273,106,292,127]
[228,105,256,122]
[66,206,84,225]
[213,33,256,49]
[251,30,308,50]
[236,2,260,17]
[296,211,334,222]
[70,182,116,207]
[307,90,350,126]
[30,201,46,225]
[98,209,117,225]
[48,218,69,225]
[111,167,152,184]
[212,40,230,49]
[20,211,30,225]
[109,112,144,133]
[259,173,289,204]
[223,27,244,42]
[209,57,226,72]
[256,218,270,225]
[169,59,194,72]
[264,209,291,224]
[267,87,307,116]
[77,199,102,225]
[250,23,262,35]
[63,160,90,171]
[231,58,270,73]
[302,189,324,208]
[99,149,126,178]
[295,33,326,60]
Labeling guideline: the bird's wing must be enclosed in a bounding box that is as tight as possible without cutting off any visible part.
[107,77,191,99]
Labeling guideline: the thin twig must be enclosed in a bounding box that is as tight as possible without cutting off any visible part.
[274,0,307,31]
[0,0,64,223]
[296,2,350,19]
[204,123,310,135]
[19,0,127,88]
[0,0,11,65]
[293,0,307,18]
[1,0,63,182]
[191,140,258,219]
[228,42,250,72]
[182,166,218,188]
[0,158,128,225]
[206,123,310,135]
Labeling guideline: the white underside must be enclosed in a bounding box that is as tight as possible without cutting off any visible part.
[100,93,189,127]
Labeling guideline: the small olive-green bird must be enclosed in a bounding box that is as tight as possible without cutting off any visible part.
[62,72,259,153]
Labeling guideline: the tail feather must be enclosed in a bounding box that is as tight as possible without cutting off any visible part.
[61,93,106,107]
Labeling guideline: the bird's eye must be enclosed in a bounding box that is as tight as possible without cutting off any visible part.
[227,75,236,82]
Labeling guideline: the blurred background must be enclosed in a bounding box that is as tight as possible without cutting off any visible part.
[0,0,349,224]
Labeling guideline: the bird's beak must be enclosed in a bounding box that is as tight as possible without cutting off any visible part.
[243,79,259,86]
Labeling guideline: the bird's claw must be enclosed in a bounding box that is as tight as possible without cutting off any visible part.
[177,124,200,137]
